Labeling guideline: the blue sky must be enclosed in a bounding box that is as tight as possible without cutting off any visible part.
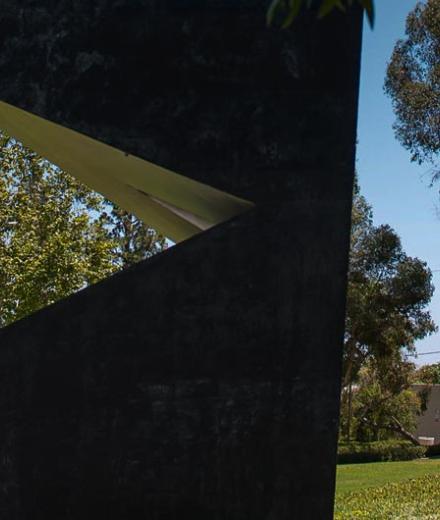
[357,0,440,365]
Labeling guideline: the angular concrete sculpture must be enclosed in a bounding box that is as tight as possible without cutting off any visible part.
[0,1,362,518]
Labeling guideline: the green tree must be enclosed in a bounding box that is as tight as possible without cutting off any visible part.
[346,361,422,443]
[0,131,165,327]
[342,180,436,439]
[385,0,440,179]
[102,205,167,269]
[415,362,440,385]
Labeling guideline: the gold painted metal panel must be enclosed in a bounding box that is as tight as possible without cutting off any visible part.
[0,101,254,242]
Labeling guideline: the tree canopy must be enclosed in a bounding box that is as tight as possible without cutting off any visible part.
[0,131,165,327]
[385,0,440,180]
[340,180,436,441]
[343,361,422,443]
[344,180,436,388]
[415,362,440,385]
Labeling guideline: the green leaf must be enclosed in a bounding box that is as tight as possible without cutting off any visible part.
[266,0,282,26]
[281,0,304,29]
[318,0,344,19]
[359,0,375,27]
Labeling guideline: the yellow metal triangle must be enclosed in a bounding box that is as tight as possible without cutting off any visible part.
[0,101,254,242]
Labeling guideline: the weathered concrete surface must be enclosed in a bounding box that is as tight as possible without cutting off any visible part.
[0,1,362,518]
[0,0,360,203]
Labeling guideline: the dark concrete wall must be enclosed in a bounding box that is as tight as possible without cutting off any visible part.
[0,2,363,518]
[0,0,360,203]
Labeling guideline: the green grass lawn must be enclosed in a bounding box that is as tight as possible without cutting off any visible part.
[335,458,440,519]
[335,473,440,519]
[336,457,440,496]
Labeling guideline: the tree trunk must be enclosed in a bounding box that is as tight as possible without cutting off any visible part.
[388,415,421,446]
[347,379,353,442]
[361,414,421,446]
[343,340,356,442]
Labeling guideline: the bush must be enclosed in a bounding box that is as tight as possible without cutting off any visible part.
[425,443,440,457]
[337,440,426,464]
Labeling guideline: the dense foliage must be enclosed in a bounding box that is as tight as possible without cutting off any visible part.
[0,132,165,327]
[101,204,166,269]
[341,363,422,444]
[340,363,422,444]
[415,362,440,384]
[345,182,436,387]
[340,183,436,442]
[340,180,436,441]
[385,0,440,180]
[337,440,426,464]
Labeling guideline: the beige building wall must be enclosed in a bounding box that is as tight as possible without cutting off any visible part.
[413,384,440,444]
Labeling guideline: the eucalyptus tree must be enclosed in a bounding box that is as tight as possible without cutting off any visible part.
[385,0,440,180]
[341,181,436,439]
